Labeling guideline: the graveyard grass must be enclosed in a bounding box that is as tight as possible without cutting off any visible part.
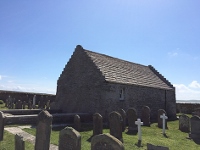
[0,102,7,110]
[19,116,199,150]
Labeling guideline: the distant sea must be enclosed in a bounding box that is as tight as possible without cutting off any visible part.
[176,100,200,104]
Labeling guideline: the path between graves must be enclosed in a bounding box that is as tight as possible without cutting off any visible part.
[5,126,58,150]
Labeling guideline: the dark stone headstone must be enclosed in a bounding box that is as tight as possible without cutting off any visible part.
[118,109,126,132]
[93,113,103,136]
[189,115,200,139]
[22,101,26,109]
[141,106,151,126]
[0,111,5,141]
[15,134,25,150]
[179,114,190,133]
[158,109,167,128]
[59,127,81,150]
[109,111,123,142]
[35,110,52,150]
[74,114,81,132]
[126,108,137,134]
[91,133,124,150]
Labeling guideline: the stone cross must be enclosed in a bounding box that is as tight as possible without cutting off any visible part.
[135,118,143,145]
[160,113,168,135]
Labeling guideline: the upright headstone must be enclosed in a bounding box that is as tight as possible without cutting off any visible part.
[135,118,143,146]
[0,111,5,141]
[160,113,168,135]
[35,110,52,150]
[46,100,50,110]
[33,95,36,106]
[189,115,200,139]
[59,127,81,150]
[179,114,190,133]
[91,133,125,150]
[22,101,26,109]
[74,114,81,132]
[93,113,103,136]
[28,100,32,109]
[16,100,22,109]
[126,108,137,134]
[158,109,167,128]
[141,106,151,126]
[109,111,123,142]
[118,109,126,131]
[15,134,25,150]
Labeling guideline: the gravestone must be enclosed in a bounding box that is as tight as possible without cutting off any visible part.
[93,113,103,136]
[147,143,169,150]
[109,111,123,142]
[59,127,81,150]
[141,106,151,126]
[35,110,53,150]
[46,100,50,110]
[15,134,25,150]
[189,115,200,139]
[91,133,125,150]
[16,100,22,109]
[28,100,32,109]
[158,109,167,128]
[33,95,36,106]
[160,113,168,135]
[22,101,26,109]
[38,101,41,109]
[118,109,126,131]
[126,108,137,134]
[179,114,190,133]
[74,114,81,131]
[194,108,200,117]
[135,118,143,146]
[0,111,5,141]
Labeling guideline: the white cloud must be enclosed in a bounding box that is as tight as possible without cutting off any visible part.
[189,80,200,88]
[168,52,178,57]
[0,75,1,80]
[174,81,200,100]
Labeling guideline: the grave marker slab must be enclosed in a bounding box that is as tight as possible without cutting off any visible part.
[91,133,124,150]
[189,115,200,139]
[35,110,52,150]
[135,118,143,142]
[93,113,103,136]
[179,114,190,133]
[160,113,168,135]
[15,134,25,150]
[59,126,81,150]
[118,109,126,132]
[74,114,81,131]
[126,108,137,134]
[141,106,151,126]
[109,111,123,142]
[0,111,5,141]
[158,109,167,129]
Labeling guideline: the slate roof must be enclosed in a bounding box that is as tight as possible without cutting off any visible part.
[83,48,174,90]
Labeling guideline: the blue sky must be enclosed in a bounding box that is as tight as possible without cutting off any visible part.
[0,1,200,100]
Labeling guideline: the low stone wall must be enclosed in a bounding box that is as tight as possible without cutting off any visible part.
[176,103,200,114]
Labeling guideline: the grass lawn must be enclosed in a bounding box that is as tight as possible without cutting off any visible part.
[0,102,7,110]
[22,116,200,150]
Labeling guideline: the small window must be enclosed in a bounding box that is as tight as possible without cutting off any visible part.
[119,88,125,100]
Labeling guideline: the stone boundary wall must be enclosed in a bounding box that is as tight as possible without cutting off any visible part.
[0,90,55,104]
[176,103,200,114]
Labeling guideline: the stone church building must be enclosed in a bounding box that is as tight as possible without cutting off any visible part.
[52,45,176,120]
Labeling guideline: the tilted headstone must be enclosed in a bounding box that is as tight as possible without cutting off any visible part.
[59,127,81,150]
[189,115,200,139]
[93,113,103,136]
[141,106,151,126]
[74,114,81,131]
[157,109,167,128]
[109,111,123,142]
[91,133,125,150]
[35,110,53,150]
[0,111,5,141]
[147,143,169,150]
[126,108,137,134]
[118,109,126,132]
[15,134,25,150]
[179,114,190,133]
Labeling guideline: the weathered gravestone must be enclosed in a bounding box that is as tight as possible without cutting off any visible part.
[74,114,81,132]
[28,100,32,109]
[15,100,22,109]
[93,113,103,136]
[147,143,169,150]
[141,106,151,126]
[46,100,50,110]
[189,115,200,139]
[59,126,81,150]
[91,133,125,150]
[126,108,137,134]
[157,109,167,129]
[179,114,190,133]
[118,109,126,132]
[22,101,26,109]
[15,134,25,150]
[35,110,52,150]
[109,111,123,142]
[0,111,5,141]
